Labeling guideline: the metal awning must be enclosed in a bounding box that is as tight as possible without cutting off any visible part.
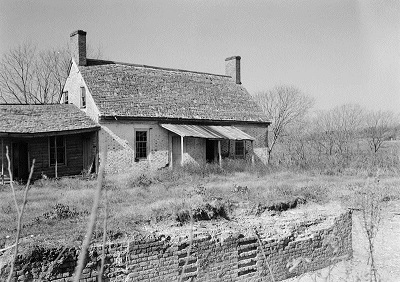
[160,124,255,141]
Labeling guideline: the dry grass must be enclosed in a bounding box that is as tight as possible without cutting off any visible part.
[1,162,400,253]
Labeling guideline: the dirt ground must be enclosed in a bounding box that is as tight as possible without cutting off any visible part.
[285,200,400,282]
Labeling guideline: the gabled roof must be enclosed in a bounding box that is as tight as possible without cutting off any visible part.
[0,104,100,135]
[79,59,270,124]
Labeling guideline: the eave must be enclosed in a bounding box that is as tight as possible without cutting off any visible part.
[100,116,271,126]
[0,126,100,138]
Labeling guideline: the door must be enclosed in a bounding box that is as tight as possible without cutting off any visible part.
[12,142,29,181]
[206,140,216,163]
[172,136,182,167]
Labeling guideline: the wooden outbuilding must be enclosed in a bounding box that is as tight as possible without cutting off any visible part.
[0,104,100,183]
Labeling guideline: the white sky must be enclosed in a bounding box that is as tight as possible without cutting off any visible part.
[1,0,399,112]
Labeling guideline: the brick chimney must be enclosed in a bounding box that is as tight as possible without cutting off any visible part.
[225,56,241,84]
[70,30,87,66]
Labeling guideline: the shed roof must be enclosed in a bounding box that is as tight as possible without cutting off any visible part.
[160,124,255,140]
[79,59,270,124]
[0,104,100,135]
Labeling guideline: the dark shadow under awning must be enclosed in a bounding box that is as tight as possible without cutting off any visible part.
[160,124,255,141]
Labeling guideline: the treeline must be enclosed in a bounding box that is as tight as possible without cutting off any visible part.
[253,87,400,174]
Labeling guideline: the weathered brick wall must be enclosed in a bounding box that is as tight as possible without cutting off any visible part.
[4,210,352,282]
[99,122,170,173]
[183,137,206,165]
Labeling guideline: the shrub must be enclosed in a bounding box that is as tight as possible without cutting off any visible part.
[296,184,330,204]
[129,173,153,188]
[40,204,88,221]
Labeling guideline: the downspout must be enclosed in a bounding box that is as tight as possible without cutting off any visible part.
[54,137,58,178]
[1,138,3,184]
[180,136,184,166]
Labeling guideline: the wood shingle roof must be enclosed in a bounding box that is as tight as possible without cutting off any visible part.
[0,104,100,134]
[80,59,270,124]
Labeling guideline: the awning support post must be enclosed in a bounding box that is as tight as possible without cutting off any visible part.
[251,140,255,166]
[180,136,184,166]
[1,138,3,185]
[218,140,222,167]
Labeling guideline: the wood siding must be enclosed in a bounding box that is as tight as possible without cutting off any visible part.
[0,132,97,180]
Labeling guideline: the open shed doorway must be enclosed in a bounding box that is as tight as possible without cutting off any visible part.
[12,141,29,181]
[206,139,217,163]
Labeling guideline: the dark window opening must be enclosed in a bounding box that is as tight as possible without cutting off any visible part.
[235,140,245,158]
[50,136,66,165]
[80,87,86,108]
[206,140,216,163]
[63,91,68,104]
[135,131,147,159]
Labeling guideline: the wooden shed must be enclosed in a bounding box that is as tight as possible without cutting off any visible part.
[0,104,100,183]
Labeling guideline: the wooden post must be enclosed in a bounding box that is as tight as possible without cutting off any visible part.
[1,138,3,185]
[243,140,246,159]
[251,140,255,166]
[218,140,222,167]
[180,136,184,166]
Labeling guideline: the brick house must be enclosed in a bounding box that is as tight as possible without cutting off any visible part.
[0,104,100,183]
[63,30,270,173]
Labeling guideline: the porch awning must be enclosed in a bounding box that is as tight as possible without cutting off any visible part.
[160,124,255,141]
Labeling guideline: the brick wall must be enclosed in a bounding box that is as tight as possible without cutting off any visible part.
[183,137,206,165]
[100,123,271,173]
[4,210,352,282]
[99,122,170,173]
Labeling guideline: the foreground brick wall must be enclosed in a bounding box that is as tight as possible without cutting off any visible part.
[4,210,352,282]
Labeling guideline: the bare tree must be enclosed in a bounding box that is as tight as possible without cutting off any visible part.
[0,42,69,104]
[253,85,314,164]
[0,42,102,104]
[0,42,38,103]
[364,110,398,153]
[312,104,365,157]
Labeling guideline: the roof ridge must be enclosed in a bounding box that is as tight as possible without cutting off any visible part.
[86,58,232,78]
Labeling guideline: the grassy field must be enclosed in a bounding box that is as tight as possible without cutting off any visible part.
[1,160,400,254]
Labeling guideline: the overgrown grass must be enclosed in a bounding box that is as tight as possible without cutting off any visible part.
[1,160,400,252]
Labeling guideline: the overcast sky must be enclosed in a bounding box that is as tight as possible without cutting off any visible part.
[1,0,399,112]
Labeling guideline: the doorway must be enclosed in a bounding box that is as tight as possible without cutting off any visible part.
[206,140,217,163]
[12,142,29,181]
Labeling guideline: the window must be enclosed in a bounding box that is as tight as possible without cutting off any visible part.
[49,136,66,165]
[235,140,245,158]
[63,91,68,104]
[80,87,86,108]
[135,130,148,159]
